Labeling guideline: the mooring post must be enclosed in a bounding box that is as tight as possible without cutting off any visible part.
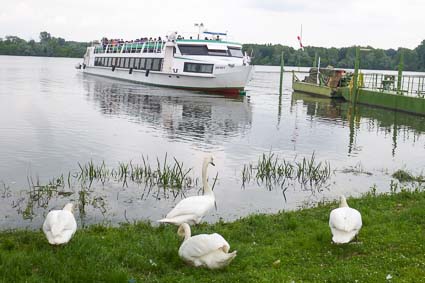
[353,47,360,104]
[279,51,284,96]
[313,52,318,68]
[397,51,404,95]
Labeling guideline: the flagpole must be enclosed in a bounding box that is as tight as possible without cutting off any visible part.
[300,24,302,42]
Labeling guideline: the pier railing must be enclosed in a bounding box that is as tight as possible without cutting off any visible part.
[360,73,425,98]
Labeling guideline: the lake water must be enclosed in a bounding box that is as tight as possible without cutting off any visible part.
[1,56,424,229]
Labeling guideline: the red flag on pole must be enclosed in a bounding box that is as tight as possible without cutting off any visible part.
[297,35,304,50]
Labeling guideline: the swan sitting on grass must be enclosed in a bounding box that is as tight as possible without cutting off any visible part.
[329,195,362,244]
[43,203,77,245]
[158,155,216,225]
[177,223,237,269]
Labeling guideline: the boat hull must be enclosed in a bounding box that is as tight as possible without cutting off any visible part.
[81,65,253,95]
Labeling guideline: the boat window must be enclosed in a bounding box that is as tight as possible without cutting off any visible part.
[107,57,111,67]
[111,58,117,66]
[178,45,209,55]
[119,58,125,68]
[140,58,146,70]
[129,58,135,68]
[101,57,106,66]
[228,47,243,58]
[134,58,141,69]
[152,59,162,71]
[145,58,153,70]
[183,63,213,74]
[208,49,228,56]
[94,57,99,66]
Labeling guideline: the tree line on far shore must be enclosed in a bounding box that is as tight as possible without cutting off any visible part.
[244,41,425,71]
[1,31,425,71]
[0,32,88,58]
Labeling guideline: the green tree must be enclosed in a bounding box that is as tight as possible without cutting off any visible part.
[39,31,51,43]
[415,40,425,71]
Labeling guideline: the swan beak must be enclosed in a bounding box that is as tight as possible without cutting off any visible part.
[210,162,215,166]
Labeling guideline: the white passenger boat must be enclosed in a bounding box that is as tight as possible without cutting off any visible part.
[77,31,253,95]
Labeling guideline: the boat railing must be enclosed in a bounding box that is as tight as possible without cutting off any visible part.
[360,73,425,98]
[94,41,166,55]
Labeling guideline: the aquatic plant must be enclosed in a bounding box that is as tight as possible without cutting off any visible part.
[341,162,373,176]
[392,169,424,183]
[12,154,200,221]
[75,154,195,191]
[241,152,332,195]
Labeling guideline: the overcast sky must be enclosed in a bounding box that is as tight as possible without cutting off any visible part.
[1,0,424,49]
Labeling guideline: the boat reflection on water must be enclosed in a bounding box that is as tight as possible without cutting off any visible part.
[290,91,424,156]
[82,77,253,143]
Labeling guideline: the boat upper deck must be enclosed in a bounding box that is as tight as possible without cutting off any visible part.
[93,38,243,55]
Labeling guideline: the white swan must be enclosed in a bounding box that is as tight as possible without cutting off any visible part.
[42,203,77,245]
[158,155,216,225]
[329,195,362,244]
[178,223,237,269]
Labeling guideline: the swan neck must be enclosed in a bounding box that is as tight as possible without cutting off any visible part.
[340,196,349,208]
[202,161,213,195]
[183,224,191,242]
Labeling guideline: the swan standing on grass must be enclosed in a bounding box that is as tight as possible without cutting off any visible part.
[42,203,77,245]
[158,155,216,225]
[329,195,362,244]
[178,223,237,269]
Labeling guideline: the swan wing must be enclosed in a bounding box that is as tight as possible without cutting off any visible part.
[166,196,214,219]
[59,211,77,232]
[329,207,362,232]
[179,233,230,260]
[43,210,58,235]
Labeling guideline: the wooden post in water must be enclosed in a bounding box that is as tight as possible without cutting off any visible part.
[279,51,284,96]
[352,47,360,104]
[397,51,404,95]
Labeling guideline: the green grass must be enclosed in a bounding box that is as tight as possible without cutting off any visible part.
[1,190,425,282]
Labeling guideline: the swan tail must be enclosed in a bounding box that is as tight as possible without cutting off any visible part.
[157,215,198,225]
[220,250,237,267]
[157,218,178,224]
[332,229,357,244]
[228,251,238,263]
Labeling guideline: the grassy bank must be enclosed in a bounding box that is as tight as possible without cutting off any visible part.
[1,190,424,282]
